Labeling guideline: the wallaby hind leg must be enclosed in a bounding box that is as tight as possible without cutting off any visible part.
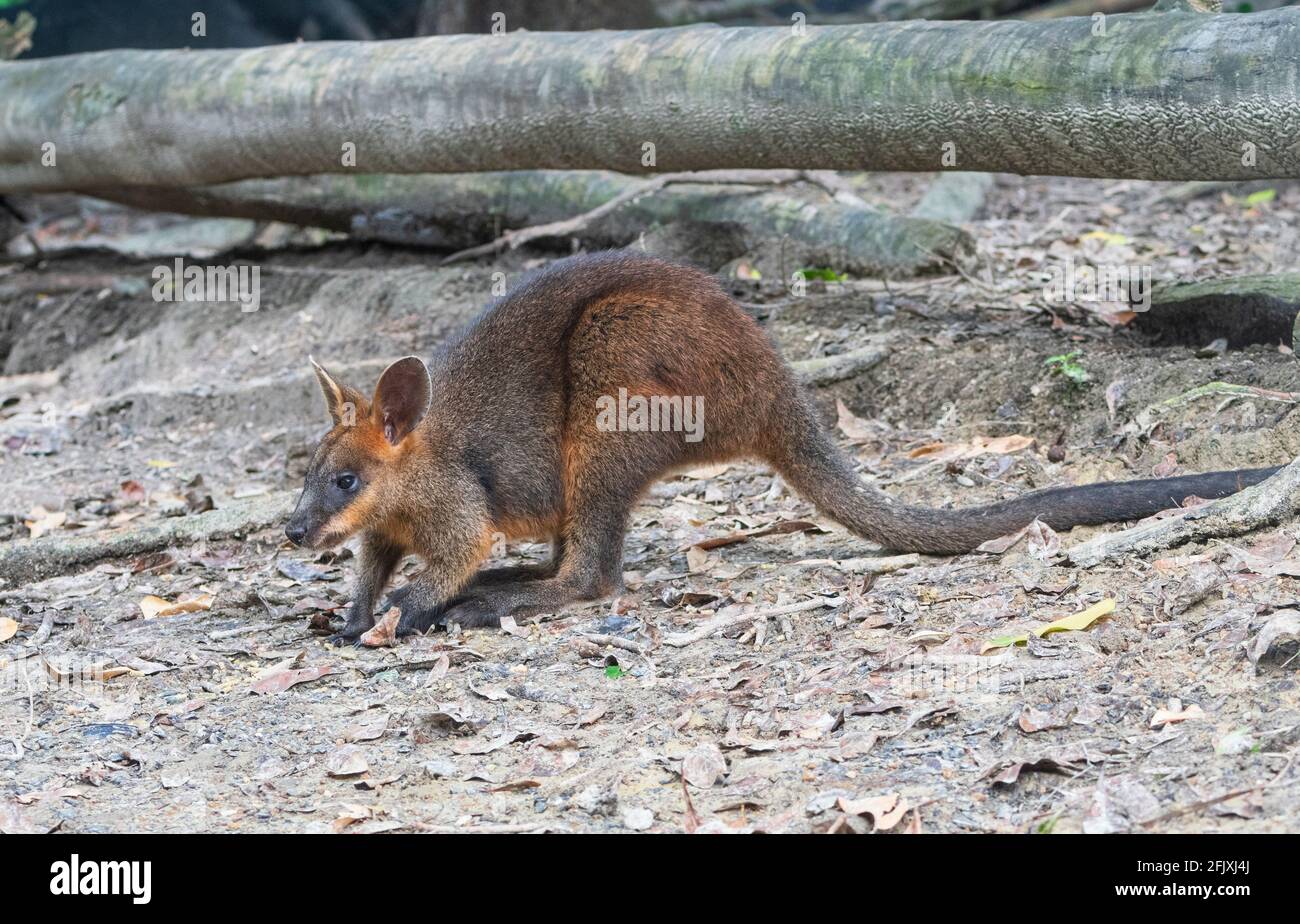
[435,485,631,629]
[390,540,565,636]
[385,556,561,611]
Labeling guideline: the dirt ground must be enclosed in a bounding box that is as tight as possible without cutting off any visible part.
[1,173,1298,834]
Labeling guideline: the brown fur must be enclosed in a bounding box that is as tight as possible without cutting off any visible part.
[286,252,1280,639]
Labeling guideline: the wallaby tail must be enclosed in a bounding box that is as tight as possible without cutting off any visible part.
[765,389,1280,554]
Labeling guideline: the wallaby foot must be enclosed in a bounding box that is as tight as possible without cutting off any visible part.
[436,593,513,629]
[438,571,616,630]
[386,560,562,635]
[394,596,448,637]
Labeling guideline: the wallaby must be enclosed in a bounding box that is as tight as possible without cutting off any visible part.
[285,251,1279,641]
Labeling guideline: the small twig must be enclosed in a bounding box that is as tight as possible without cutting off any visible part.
[360,649,484,676]
[7,658,35,761]
[580,633,645,655]
[24,611,53,649]
[208,622,277,641]
[791,553,919,574]
[410,822,561,834]
[663,596,843,648]
[581,633,657,682]
[1139,748,1297,828]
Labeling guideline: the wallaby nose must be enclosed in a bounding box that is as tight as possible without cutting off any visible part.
[285,524,307,546]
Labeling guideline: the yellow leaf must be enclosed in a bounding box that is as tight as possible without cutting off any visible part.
[1038,598,1114,636]
[981,598,1115,653]
[139,593,215,619]
[146,459,176,469]
[0,617,17,643]
[1082,230,1129,246]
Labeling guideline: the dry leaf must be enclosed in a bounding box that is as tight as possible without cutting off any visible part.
[681,462,730,480]
[836,399,876,443]
[623,807,655,831]
[343,714,389,743]
[686,546,714,574]
[499,615,529,638]
[424,653,451,686]
[837,793,912,831]
[251,662,337,695]
[909,434,1035,463]
[326,745,369,777]
[332,804,371,832]
[1018,704,1074,733]
[0,617,17,643]
[1150,698,1204,728]
[1246,609,1300,671]
[360,606,400,647]
[0,800,47,834]
[976,518,1059,557]
[1152,452,1179,478]
[681,742,727,788]
[25,507,67,540]
[139,593,214,620]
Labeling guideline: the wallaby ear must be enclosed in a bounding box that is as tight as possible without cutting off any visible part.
[309,356,364,427]
[372,356,432,445]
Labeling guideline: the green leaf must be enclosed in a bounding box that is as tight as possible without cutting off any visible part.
[1244,189,1276,206]
[604,664,623,679]
[796,267,848,283]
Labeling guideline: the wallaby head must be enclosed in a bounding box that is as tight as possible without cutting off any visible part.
[285,355,433,549]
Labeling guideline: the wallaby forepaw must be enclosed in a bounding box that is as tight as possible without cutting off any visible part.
[327,617,372,647]
[327,632,366,648]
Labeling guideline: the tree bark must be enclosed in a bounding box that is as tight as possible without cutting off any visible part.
[2,10,1298,191]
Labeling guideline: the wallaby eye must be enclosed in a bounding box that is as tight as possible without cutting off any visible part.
[335,473,358,492]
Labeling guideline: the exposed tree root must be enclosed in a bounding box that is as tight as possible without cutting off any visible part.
[1065,456,1300,567]
[0,492,295,588]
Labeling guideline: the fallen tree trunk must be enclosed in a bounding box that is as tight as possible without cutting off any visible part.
[910,172,994,223]
[92,171,973,275]
[0,492,294,588]
[1136,274,1300,349]
[3,10,1299,191]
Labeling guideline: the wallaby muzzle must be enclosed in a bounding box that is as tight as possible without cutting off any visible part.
[285,490,327,548]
